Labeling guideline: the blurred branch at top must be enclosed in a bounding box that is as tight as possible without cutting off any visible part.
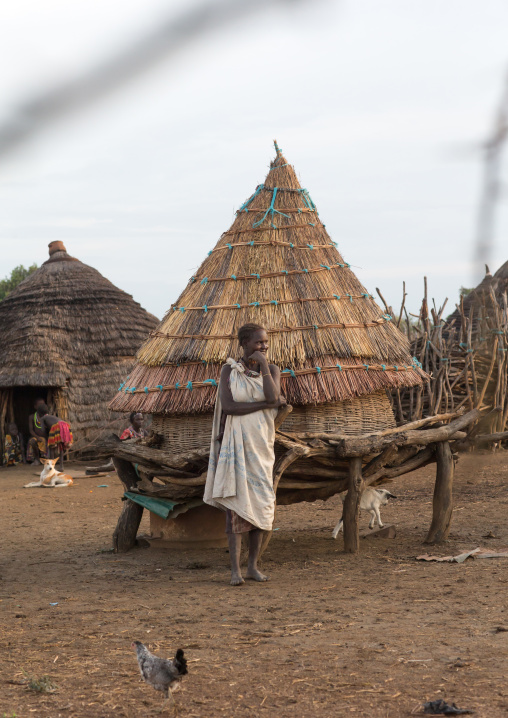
[0,0,312,158]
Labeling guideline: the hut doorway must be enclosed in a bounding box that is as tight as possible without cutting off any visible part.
[11,386,51,441]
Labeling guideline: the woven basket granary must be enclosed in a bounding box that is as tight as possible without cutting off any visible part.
[110,142,425,450]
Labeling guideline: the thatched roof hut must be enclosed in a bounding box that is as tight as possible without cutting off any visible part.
[110,142,424,448]
[0,241,158,453]
[445,260,508,339]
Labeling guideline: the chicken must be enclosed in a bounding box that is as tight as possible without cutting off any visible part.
[132,640,188,704]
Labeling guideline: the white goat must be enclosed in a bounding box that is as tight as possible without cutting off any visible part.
[332,487,397,538]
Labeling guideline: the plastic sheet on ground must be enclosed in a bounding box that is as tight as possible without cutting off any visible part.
[416,547,508,563]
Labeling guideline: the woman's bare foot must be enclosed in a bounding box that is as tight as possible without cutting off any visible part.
[245,568,269,582]
[230,572,245,586]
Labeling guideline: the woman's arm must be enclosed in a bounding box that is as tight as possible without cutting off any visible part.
[247,352,281,403]
[219,365,284,416]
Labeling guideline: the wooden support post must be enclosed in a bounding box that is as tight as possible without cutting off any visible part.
[424,441,454,544]
[112,457,144,553]
[343,457,364,554]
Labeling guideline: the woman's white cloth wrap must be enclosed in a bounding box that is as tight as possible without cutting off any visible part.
[204,358,277,531]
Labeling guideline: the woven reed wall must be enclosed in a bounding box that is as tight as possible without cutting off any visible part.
[151,391,395,452]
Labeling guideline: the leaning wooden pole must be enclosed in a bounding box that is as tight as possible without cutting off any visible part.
[343,457,364,553]
[112,457,144,553]
[424,441,454,544]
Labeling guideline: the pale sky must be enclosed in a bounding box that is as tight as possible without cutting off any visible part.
[0,0,507,320]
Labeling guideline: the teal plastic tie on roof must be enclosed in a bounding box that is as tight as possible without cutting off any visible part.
[253,187,291,229]
[208,250,213,256]
[249,240,255,246]
[336,363,342,371]
[320,264,331,270]
[383,314,392,321]
[270,300,278,306]
[307,243,314,250]
[175,382,180,389]
[201,277,208,285]
[186,381,193,390]
[289,242,294,248]
[203,379,218,387]
[303,268,309,273]
[315,366,321,373]
[346,293,353,303]
[251,273,260,279]
[235,303,241,308]
[157,385,163,391]
[144,387,149,393]
[363,364,369,371]
[239,184,264,212]
[226,243,232,249]
[231,274,237,280]
[394,365,399,372]
[308,222,315,227]
[130,387,136,393]
[118,382,126,391]
[282,270,289,275]
[333,294,341,300]
[203,305,208,313]
[250,301,260,307]
[179,307,185,312]
[381,364,386,371]
[299,188,316,211]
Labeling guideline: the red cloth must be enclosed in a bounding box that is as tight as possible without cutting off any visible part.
[47,421,73,449]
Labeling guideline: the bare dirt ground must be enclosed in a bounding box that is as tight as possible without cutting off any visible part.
[1,452,507,718]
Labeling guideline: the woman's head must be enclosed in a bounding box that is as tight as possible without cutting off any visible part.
[8,422,18,436]
[37,403,49,417]
[238,323,269,358]
[130,412,144,430]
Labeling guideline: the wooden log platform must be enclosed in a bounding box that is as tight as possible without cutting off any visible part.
[104,408,480,554]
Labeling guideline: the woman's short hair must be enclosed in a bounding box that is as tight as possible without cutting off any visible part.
[238,323,265,347]
[129,412,139,424]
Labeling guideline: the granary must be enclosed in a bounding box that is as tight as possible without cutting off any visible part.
[0,241,158,455]
[445,260,508,340]
[399,259,508,436]
[107,143,479,553]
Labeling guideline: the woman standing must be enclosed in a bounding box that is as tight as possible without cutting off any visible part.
[204,323,286,586]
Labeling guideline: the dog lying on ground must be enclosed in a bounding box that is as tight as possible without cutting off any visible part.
[332,487,396,538]
[24,458,74,488]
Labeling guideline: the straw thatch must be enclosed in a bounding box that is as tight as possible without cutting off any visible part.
[0,241,158,451]
[445,260,508,339]
[111,142,425,420]
[393,263,507,437]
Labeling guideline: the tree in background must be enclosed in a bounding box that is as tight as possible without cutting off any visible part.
[460,286,474,297]
[0,264,38,301]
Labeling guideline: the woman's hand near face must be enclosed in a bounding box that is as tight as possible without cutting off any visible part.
[248,350,269,367]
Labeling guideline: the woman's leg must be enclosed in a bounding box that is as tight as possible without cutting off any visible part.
[246,529,269,582]
[228,533,244,586]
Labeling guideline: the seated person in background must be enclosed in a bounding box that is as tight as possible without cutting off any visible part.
[3,423,26,466]
[120,412,148,440]
[26,398,48,465]
[37,404,73,470]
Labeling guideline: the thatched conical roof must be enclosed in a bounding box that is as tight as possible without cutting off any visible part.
[0,241,158,388]
[110,143,425,416]
[445,260,508,338]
